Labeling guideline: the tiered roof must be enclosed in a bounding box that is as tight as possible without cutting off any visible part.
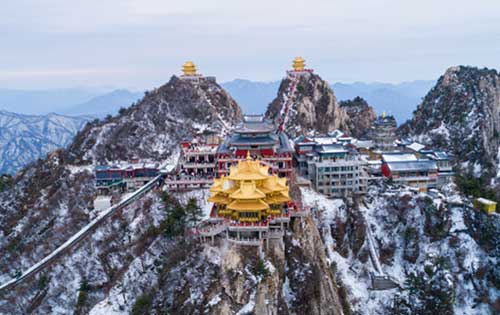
[182,61,197,76]
[208,153,290,220]
[292,57,306,71]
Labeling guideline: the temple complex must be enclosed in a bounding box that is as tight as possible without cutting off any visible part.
[164,132,220,190]
[369,113,397,150]
[217,115,294,180]
[209,152,290,222]
[197,152,306,247]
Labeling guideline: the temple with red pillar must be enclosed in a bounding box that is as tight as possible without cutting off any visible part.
[216,115,294,180]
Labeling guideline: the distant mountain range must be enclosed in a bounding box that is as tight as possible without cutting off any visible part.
[0,88,143,118]
[0,88,100,114]
[222,79,435,124]
[220,79,281,115]
[62,89,143,118]
[0,110,90,174]
[0,79,433,174]
[0,80,434,124]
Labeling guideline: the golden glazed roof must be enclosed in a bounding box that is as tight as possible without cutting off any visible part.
[292,57,306,71]
[226,153,270,181]
[182,61,197,76]
[208,152,291,215]
[230,181,266,200]
[228,199,269,211]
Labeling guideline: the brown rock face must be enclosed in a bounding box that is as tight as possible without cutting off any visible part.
[339,96,377,138]
[265,72,350,139]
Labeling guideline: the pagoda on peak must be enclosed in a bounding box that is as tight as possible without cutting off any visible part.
[292,57,306,71]
[208,152,291,223]
[182,61,197,76]
[288,57,313,76]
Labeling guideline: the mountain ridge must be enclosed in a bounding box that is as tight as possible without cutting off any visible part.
[0,110,90,174]
[223,79,434,124]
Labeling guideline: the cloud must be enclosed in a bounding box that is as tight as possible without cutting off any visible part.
[0,0,499,88]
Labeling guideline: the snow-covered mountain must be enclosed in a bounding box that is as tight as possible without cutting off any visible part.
[67,76,242,164]
[0,110,90,174]
[0,74,353,315]
[222,78,434,123]
[303,183,499,314]
[400,66,500,183]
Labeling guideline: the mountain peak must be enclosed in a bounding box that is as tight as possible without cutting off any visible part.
[265,71,350,138]
[401,65,500,179]
[68,75,243,164]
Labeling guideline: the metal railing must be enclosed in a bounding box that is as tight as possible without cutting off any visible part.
[0,173,164,293]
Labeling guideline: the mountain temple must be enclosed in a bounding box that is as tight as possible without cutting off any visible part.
[209,152,291,222]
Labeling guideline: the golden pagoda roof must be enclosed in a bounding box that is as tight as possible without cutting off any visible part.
[207,152,291,218]
[265,188,291,203]
[209,177,224,193]
[228,199,269,211]
[182,61,197,76]
[230,181,266,200]
[208,194,230,204]
[292,57,306,71]
[262,176,288,192]
[227,152,269,181]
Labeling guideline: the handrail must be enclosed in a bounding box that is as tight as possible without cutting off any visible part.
[0,173,164,293]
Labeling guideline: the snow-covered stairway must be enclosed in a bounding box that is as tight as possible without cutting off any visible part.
[276,73,299,134]
[0,157,179,293]
[359,203,401,290]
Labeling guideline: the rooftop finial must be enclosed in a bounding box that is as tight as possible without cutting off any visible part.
[246,150,252,161]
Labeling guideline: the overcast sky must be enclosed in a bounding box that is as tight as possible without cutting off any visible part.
[1,0,499,90]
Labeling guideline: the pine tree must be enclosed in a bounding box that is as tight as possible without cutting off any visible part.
[185,198,203,227]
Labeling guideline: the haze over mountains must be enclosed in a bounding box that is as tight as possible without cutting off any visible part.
[0,80,433,124]
[0,88,143,118]
[0,79,433,174]
[222,79,435,124]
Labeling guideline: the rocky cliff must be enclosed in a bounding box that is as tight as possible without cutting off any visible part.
[68,76,242,164]
[399,66,500,181]
[0,76,244,314]
[339,96,377,138]
[302,183,499,315]
[0,75,348,315]
[265,72,350,139]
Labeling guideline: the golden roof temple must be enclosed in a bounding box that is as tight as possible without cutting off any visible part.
[292,57,306,71]
[182,61,197,76]
[208,152,291,223]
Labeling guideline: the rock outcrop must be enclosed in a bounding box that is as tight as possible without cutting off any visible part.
[399,66,500,180]
[265,72,350,139]
[339,96,377,138]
